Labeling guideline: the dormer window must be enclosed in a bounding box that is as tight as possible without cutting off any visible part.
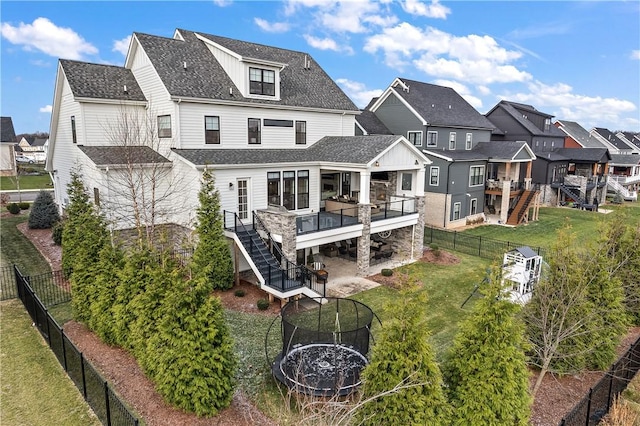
[249,67,275,96]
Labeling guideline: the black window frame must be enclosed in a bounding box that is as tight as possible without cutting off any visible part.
[249,67,275,96]
[248,118,261,144]
[408,131,422,147]
[283,171,296,210]
[297,170,309,209]
[296,121,307,145]
[71,116,77,144]
[267,172,280,206]
[204,116,220,144]
[427,131,438,147]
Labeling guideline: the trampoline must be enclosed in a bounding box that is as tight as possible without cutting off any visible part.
[266,297,378,396]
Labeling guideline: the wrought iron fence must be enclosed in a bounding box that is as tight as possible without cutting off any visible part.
[424,226,546,261]
[560,336,640,425]
[14,266,139,426]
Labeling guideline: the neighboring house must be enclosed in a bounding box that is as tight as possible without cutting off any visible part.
[1,117,17,176]
[358,78,537,228]
[554,120,607,149]
[486,101,610,206]
[17,136,48,163]
[591,127,639,155]
[47,28,430,302]
[617,132,640,151]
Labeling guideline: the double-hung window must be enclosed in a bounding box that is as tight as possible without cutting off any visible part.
[470,198,477,215]
[429,166,439,186]
[205,116,220,144]
[401,173,412,191]
[296,121,306,145]
[427,131,438,147]
[248,118,261,144]
[449,132,456,150]
[469,165,485,186]
[158,115,171,138]
[249,67,275,96]
[408,131,422,147]
[465,133,473,150]
[453,202,461,220]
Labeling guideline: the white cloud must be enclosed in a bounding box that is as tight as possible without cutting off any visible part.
[254,18,290,33]
[112,35,131,56]
[402,0,450,19]
[432,79,482,108]
[365,23,531,84]
[39,105,52,113]
[631,50,640,60]
[285,0,396,34]
[336,78,383,108]
[304,35,353,54]
[213,0,232,7]
[1,17,97,60]
[505,80,637,130]
[477,85,491,96]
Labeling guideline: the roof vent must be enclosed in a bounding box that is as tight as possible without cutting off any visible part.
[303,55,310,70]
[123,84,128,93]
[448,105,452,109]
[229,87,233,96]
[431,104,435,108]
[183,61,187,70]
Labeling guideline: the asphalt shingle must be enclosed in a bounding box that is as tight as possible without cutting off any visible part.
[78,146,170,166]
[60,60,146,102]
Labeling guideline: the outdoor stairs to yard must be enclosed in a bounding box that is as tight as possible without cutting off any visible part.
[607,179,638,201]
[233,228,323,298]
[559,184,585,206]
[507,190,538,226]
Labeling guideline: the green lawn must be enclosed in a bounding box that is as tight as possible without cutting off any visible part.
[0,173,52,191]
[0,215,51,274]
[463,204,640,249]
[0,299,100,426]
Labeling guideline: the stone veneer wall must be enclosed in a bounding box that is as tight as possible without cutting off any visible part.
[254,208,297,264]
[538,184,558,206]
[356,204,371,276]
[423,192,447,228]
[112,223,194,250]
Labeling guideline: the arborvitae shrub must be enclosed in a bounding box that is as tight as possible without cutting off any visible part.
[28,190,59,229]
[257,299,270,310]
[52,221,63,245]
[7,203,20,214]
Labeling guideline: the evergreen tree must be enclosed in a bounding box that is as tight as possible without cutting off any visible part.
[28,190,60,229]
[62,172,109,323]
[445,267,531,425]
[357,281,450,426]
[191,168,234,290]
[146,275,237,416]
[88,243,124,344]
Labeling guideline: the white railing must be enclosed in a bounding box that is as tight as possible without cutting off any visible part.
[607,179,638,201]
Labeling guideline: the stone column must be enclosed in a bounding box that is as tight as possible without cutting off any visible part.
[356,204,371,276]
[413,196,425,258]
[500,181,510,223]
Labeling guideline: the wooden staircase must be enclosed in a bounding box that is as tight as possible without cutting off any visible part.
[507,190,539,226]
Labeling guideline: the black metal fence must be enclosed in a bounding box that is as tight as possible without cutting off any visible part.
[424,226,546,261]
[0,265,18,301]
[560,336,640,426]
[13,266,139,426]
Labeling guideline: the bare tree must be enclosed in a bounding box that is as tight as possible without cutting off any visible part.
[99,104,191,245]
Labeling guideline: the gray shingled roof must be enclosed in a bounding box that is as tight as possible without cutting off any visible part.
[488,101,565,138]
[620,132,640,149]
[554,147,610,163]
[60,60,146,101]
[1,117,16,143]
[555,120,606,148]
[172,135,404,166]
[391,79,495,130]
[512,246,538,259]
[422,149,487,162]
[134,29,359,111]
[474,141,534,161]
[593,128,635,150]
[355,110,392,135]
[78,146,170,166]
[535,151,569,162]
[609,154,640,166]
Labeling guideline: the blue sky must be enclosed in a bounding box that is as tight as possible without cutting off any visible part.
[1,1,639,134]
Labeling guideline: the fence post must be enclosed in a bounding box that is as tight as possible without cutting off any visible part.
[606,371,614,413]
[62,330,68,371]
[584,388,593,426]
[478,236,482,257]
[104,381,112,426]
[453,231,457,249]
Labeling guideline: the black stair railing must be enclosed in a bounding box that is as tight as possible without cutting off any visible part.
[253,212,326,297]
[559,184,585,205]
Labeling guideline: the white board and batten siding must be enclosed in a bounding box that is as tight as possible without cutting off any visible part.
[203,44,247,95]
[178,102,355,149]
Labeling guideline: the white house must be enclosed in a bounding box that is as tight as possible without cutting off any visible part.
[46,28,430,302]
[1,117,17,176]
[502,246,543,304]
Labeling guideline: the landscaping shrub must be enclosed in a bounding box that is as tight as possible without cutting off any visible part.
[28,190,59,229]
[381,268,393,277]
[51,221,63,245]
[234,289,246,297]
[18,202,30,210]
[7,203,20,214]
[430,243,441,257]
[257,299,270,310]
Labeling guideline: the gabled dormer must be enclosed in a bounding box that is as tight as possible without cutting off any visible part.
[192,32,286,101]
